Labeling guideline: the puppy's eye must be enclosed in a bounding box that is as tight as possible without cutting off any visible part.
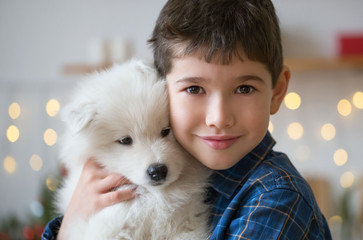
[117,136,133,145]
[161,128,170,138]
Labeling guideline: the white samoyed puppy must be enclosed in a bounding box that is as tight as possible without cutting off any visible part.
[55,59,211,240]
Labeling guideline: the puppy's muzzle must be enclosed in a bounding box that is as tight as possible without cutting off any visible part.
[147,163,168,185]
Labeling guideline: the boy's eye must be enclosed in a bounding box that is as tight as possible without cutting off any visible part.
[117,136,133,145]
[236,86,255,94]
[186,86,204,95]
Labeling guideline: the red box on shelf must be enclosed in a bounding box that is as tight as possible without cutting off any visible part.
[339,33,363,57]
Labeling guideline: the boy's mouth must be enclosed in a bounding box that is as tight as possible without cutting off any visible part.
[198,136,240,150]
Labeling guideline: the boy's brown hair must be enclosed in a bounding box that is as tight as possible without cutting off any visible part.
[148,0,283,87]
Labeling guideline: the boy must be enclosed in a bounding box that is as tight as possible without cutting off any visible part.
[42,0,332,239]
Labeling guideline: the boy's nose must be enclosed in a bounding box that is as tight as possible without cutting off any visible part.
[205,96,235,129]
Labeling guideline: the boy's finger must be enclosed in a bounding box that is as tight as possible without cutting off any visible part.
[97,174,132,193]
[82,158,109,178]
[83,158,100,172]
[101,189,135,207]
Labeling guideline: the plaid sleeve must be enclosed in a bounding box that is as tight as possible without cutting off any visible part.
[214,188,328,240]
[41,216,63,240]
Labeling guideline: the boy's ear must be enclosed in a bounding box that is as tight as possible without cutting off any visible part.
[61,99,97,133]
[270,66,290,115]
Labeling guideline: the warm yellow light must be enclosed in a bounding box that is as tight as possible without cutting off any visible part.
[268,121,274,134]
[6,125,20,142]
[287,122,304,140]
[46,175,59,191]
[44,129,57,146]
[334,149,348,166]
[284,92,301,110]
[321,123,336,141]
[46,99,60,117]
[337,99,352,117]
[340,171,354,188]
[3,156,16,174]
[8,102,21,119]
[30,154,43,171]
[328,216,342,224]
[352,91,363,109]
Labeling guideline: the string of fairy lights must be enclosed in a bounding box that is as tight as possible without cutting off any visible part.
[2,91,363,190]
[3,98,61,192]
[269,90,363,189]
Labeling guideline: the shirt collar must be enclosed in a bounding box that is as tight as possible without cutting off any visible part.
[210,131,276,199]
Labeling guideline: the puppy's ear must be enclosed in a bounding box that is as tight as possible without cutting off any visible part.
[131,59,154,77]
[61,99,97,133]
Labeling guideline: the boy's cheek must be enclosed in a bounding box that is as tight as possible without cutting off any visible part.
[168,98,187,128]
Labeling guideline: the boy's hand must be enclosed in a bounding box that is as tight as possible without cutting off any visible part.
[57,158,135,239]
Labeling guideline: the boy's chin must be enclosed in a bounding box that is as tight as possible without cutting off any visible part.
[196,153,243,171]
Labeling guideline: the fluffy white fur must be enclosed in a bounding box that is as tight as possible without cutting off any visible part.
[55,60,211,240]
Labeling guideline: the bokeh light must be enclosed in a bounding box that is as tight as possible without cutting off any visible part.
[328,216,342,225]
[340,171,354,188]
[3,156,16,174]
[30,154,43,171]
[334,149,348,166]
[287,122,304,140]
[337,99,352,117]
[8,102,21,119]
[46,175,59,191]
[320,123,336,141]
[46,99,60,117]
[30,201,44,217]
[352,91,363,109]
[284,92,301,110]
[6,125,20,142]
[44,128,57,146]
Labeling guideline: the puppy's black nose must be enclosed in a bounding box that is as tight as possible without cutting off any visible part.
[147,163,168,183]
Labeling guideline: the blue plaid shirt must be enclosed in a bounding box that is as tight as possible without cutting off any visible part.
[42,132,332,239]
[207,132,332,239]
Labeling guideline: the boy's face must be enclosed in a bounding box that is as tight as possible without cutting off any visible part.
[166,53,289,170]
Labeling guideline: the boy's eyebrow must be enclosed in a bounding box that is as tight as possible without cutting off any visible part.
[236,75,266,83]
[175,77,206,84]
[174,75,266,84]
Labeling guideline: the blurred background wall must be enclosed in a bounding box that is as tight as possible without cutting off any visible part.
[0,0,362,239]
